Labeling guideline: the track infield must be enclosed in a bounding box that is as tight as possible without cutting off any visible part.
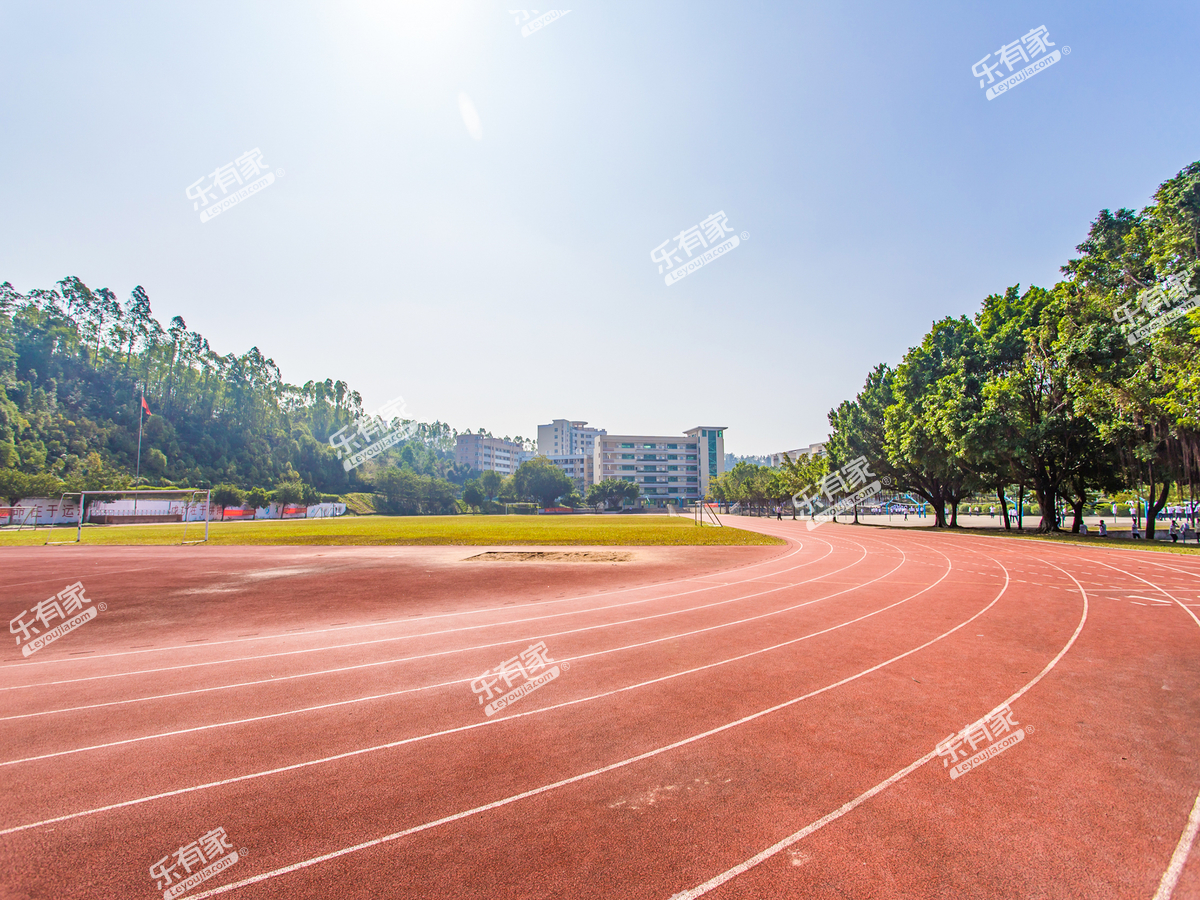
[0,514,781,547]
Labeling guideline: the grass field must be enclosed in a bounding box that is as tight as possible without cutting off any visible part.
[0,515,784,547]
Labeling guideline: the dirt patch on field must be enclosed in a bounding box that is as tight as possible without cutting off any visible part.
[464,551,635,562]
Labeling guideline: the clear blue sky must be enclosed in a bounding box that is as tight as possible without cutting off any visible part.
[2,1,1197,454]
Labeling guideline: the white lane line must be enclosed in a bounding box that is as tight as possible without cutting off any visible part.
[667,553,1089,899]
[175,548,1001,899]
[0,541,840,692]
[0,537,872,706]
[1155,791,1200,900]
[0,537,925,765]
[956,534,1200,898]
[0,541,889,722]
[0,538,952,833]
[1068,552,1200,900]
[0,539,815,672]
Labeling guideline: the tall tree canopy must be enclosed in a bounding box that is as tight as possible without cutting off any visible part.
[827,159,1200,535]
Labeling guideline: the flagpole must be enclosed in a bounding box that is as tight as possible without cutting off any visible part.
[136,393,145,482]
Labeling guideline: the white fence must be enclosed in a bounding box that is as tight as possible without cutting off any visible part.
[6,497,347,526]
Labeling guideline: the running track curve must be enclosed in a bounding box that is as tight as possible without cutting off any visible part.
[1,520,1198,899]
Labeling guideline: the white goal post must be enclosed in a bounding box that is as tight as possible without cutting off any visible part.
[0,506,37,529]
[46,489,212,545]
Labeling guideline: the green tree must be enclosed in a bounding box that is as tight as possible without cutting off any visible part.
[376,468,421,514]
[211,484,245,520]
[586,478,640,510]
[513,457,572,508]
[462,480,485,511]
[479,469,502,501]
[246,487,270,513]
[777,450,828,519]
[272,481,304,512]
[497,475,518,503]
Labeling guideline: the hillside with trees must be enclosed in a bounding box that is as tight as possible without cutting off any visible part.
[0,278,469,504]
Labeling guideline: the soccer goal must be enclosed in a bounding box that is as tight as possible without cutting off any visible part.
[46,489,212,545]
[0,506,37,529]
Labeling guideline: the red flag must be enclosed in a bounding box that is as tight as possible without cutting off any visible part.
[141,396,152,417]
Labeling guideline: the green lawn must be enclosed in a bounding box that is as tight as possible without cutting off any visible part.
[0,515,783,547]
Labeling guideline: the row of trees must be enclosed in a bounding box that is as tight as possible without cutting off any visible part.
[459,459,573,510]
[812,160,1200,536]
[459,465,643,512]
[708,453,830,515]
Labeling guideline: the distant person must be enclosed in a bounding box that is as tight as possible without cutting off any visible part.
[904,510,908,521]
[1170,519,1179,542]
[1098,520,1107,537]
[1132,526,1141,539]
[777,508,782,521]
[1080,521,1088,534]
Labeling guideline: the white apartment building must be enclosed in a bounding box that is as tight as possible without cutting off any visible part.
[537,419,606,490]
[593,426,725,508]
[454,433,533,476]
[771,442,827,468]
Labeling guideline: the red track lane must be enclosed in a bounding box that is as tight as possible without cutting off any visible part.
[0,524,1197,900]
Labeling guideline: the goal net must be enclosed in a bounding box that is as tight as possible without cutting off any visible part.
[0,506,37,529]
[46,489,213,545]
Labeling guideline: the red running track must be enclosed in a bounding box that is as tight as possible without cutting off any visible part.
[1,523,1199,899]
